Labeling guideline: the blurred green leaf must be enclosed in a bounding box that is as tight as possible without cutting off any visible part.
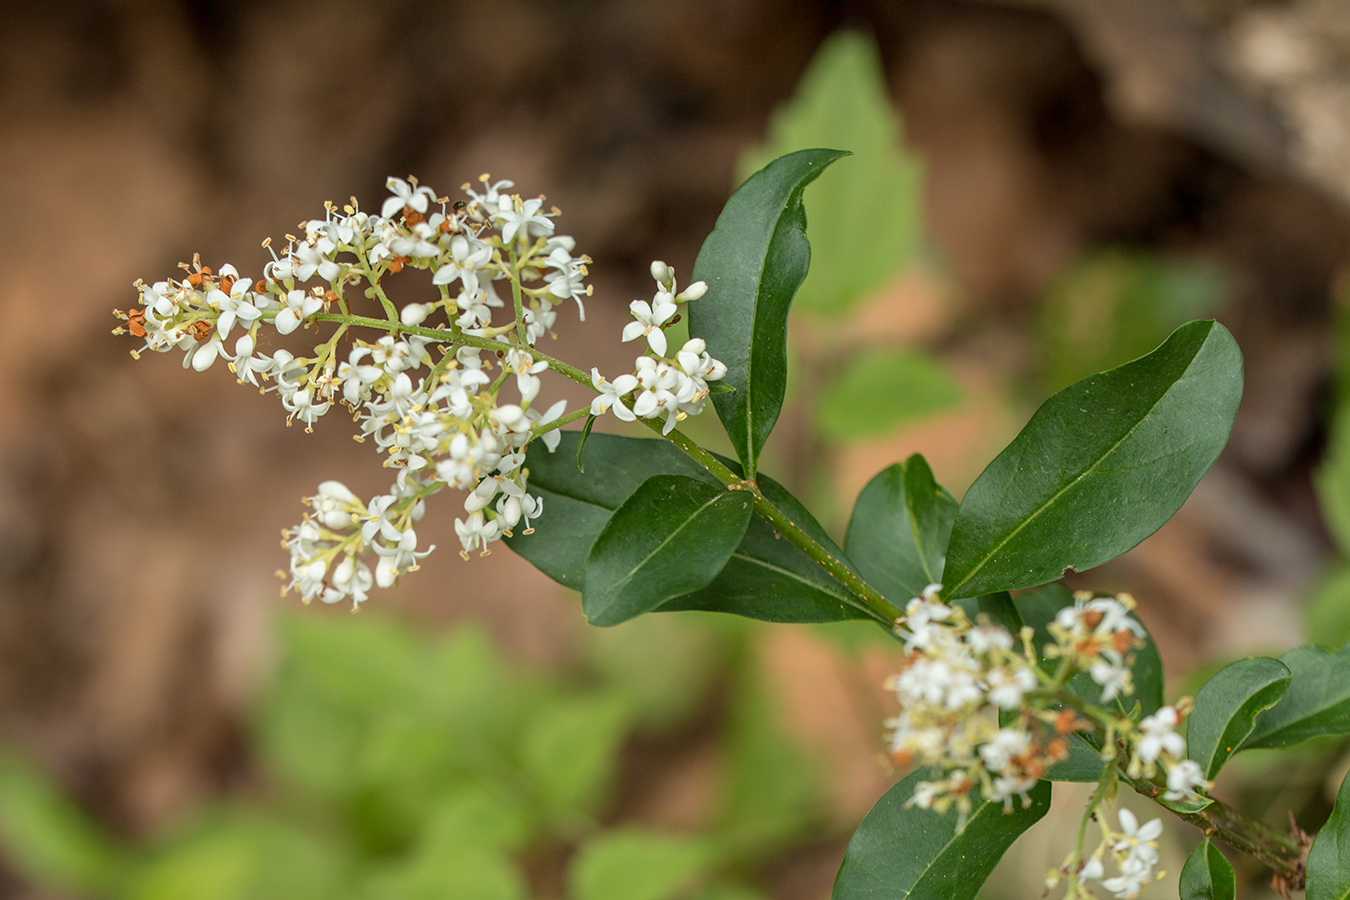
[816,350,963,441]
[583,475,754,626]
[714,667,823,856]
[361,848,526,900]
[739,30,924,315]
[590,615,726,734]
[1186,657,1290,780]
[1039,250,1224,393]
[943,321,1243,599]
[1180,838,1236,900]
[415,784,532,856]
[522,691,633,825]
[1307,565,1350,648]
[124,813,353,900]
[833,771,1050,899]
[690,148,848,478]
[568,829,710,900]
[0,752,127,895]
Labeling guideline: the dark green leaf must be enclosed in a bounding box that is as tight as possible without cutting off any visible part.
[507,433,711,591]
[1308,768,1350,900]
[583,475,753,626]
[942,320,1243,599]
[508,433,872,623]
[844,455,956,605]
[690,148,849,478]
[1242,645,1350,750]
[583,477,756,626]
[659,473,868,622]
[737,30,924,317]
[1187,657,1290,780]
[816,350,964,441]
[569,830,710,900]
[833,772,1050,899]
[1180,838,1236,900]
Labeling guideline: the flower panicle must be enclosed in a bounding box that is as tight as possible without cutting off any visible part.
[117,175,720,609]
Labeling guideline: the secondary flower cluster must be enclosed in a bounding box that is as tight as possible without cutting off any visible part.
[589,261,727,434]
[115,175,721,609]
[885,588,1210,849]
[885,585,1064,828]
[1049,808,1166,900]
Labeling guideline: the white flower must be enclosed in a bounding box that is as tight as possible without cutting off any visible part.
[382,176,436,218]
[1090,658,1133,703]
[373,528,433,588]
[325,555,374,608]
[621,294,678,356]
[542,245,590,318]
[527,399,567,452]
[211,279,261,339]
[275,289,323,335]
[1163,759,1209,802]
[986,666,1037,709]
[1136,706,1186,764]
[455,511,502,558]
[493,196,554,244]
[590,369,638,421]
[433,234,493,293]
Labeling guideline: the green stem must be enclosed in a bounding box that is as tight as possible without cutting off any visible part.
[653,424,903,625]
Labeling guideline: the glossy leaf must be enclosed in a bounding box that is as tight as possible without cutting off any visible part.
[1186,657,1290,780]
[844,455,956,605]
[1242,645,1350,750]
[1308,768,1350,900]
[737,30,924,316]
[689,148,849,478]
[583,475,754,626]
[507,433,872,623]
[942,320,1243,599]
[1180,838,1236,900]
[661,474,868,622]
[833,771,1050,899]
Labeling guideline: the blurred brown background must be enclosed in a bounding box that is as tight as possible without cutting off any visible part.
[4,0,1350,896]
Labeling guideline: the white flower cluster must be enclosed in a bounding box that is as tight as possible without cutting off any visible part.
[1057,808,1165,900]
[1046,592,1148,703]
[884,585,1062,827]
[589,261,727,434]
[1044,592,1209,803]
[886,587,1210,844]
[117,175,667,608]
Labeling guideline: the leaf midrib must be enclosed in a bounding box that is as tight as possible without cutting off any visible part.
[946,350,1202,598]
